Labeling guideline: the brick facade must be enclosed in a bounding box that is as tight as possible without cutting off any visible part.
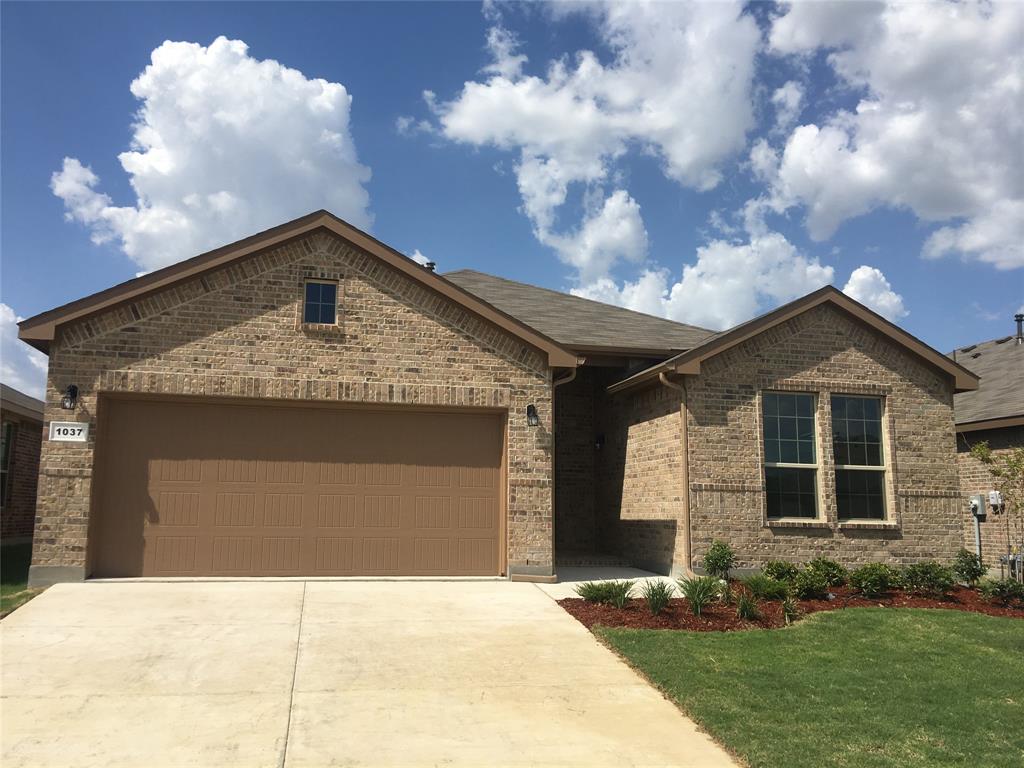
[31,231,555,583]
[957,425,1024,569]
[1,412,42,541]
[553,368,599,554]
[685,303,963,571]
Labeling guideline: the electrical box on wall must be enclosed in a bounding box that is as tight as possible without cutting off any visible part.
[988,490,1004,509]
[970,494,987,522]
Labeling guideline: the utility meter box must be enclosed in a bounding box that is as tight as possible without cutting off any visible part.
[970,494,987,522]
[988,490,1004,509]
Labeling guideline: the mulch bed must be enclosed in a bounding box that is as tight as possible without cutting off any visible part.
[559,586,1024,632]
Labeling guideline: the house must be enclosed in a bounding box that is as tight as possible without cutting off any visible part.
[952,316,1024,572]
[1,383,44,544]
[17,211,978,586]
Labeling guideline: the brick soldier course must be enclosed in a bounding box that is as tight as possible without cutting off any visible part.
[18,210,981,585]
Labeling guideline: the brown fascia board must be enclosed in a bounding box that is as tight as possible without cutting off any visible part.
[607,286,980,395]
[955,415,1024,433]
[18,210,578,369]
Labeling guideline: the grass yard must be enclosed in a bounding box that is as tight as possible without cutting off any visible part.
[598,609,1023,768]
[1,542,40,616]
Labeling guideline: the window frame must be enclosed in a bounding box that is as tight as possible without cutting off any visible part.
[830,393,889,522]
[301,279,339,326]
[1,421,16,507]
[761,391,823,522]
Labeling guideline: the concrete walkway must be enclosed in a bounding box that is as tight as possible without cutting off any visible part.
[1,581,734,767]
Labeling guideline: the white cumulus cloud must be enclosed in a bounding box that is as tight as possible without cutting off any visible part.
[430,1,760,286]
[765,0,1024,268]
[771,80,804,132]
[1,304,48,399]
[841,265,907,321]
[52,36,372,272]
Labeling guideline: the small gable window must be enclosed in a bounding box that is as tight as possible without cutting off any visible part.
[303,281,337,325]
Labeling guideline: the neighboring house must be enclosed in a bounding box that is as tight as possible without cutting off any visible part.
[1,384,44,544]
[17,211,978,586]
[952,316,1024,571]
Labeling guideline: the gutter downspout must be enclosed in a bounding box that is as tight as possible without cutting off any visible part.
[659,372,692,577]
[547,364,580,581]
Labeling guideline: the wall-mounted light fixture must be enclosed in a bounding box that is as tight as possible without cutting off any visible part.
[60,385,79,411]
[526,403,539,427]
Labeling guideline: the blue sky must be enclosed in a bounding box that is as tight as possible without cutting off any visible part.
[2,1,1022,397]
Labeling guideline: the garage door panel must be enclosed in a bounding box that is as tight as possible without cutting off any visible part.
[92,398,503,577]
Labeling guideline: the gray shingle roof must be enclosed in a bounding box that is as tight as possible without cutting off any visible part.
[951,336,1024,425]
[444,270,713,354]
[1,383,44,421]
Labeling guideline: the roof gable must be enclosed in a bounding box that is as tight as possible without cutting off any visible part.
[18,211,577,368]
[609,286,980,393]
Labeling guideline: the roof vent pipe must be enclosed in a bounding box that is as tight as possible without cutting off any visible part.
[424,261,436,272]
[1016,313,1023,345]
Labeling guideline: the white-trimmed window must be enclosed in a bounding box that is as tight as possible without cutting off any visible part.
[831,395,886,520]
[762,392,818,519]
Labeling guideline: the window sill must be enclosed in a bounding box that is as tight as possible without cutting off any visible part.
[838,520,899,531]
[765,519,831,529]
[300,322,341,331]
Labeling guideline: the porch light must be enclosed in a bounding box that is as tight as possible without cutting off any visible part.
[60,385,79,410]
[526,404,539,427]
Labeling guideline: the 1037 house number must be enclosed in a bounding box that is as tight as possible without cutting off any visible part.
[49,422,89,442]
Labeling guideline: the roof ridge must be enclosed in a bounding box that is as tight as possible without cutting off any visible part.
[443,269,714,334]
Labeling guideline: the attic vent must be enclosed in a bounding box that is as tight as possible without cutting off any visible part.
[960,344,977,352]
[994,336,1013,344]
[971,352,982,359]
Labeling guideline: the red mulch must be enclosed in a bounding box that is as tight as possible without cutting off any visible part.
[559,586,1024,632]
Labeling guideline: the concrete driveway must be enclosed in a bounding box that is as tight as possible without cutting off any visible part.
[1,581,734,767]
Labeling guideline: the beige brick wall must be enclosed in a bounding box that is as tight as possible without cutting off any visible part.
[33,231,555,578]
[957,426,1024,569]
[686,303,963,570]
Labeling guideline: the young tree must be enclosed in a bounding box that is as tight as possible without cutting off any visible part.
[970,442,1024,581]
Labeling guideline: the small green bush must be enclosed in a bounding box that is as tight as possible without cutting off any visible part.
[849,563,897,598]
[782,596,800,625]
[953,549,987,586]
[736,592,760,621]
[806,557,848,587]
[677,575,722,616]
[703,540,736,580]
[902,561,956,597]
[640,580,674,615]
[742,574,789,601]
[792,568,830,599]
[574,580,635,607]
[762,560,799,582]
[978,578,1024,605]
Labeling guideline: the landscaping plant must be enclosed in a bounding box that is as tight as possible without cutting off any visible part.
[792,568,829,600]
[640,580,674,615]
[806,557,848,587]
[782,596,800,625]
[742,574,789,601]
[978,577,1024,606]
[761,560,799,583]
[736,591,760,621]
[952,548,986,586]
[849,563,898,598]
[702,540,736,580]
[902,561,955,597]
[677,575,721,616]
[574,580,635,607]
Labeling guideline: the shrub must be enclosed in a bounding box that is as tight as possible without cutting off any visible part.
[953,549,987,586]
[792,568,830,600]
[640,580,674,615]
[736,592,760,621]
[677,575,722,616]
[978,578,1024,605]
[782,596,800,625]
[574,580,635,607]
[703,540,736,580]
[806,557,848,587]
[902,561,956,597]
[762,560,799,583]
[742,574,789,601]
[849,563,897,598]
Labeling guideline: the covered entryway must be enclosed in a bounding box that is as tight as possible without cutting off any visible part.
[89,397,504,577]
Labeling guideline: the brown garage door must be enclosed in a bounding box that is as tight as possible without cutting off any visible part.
[90,397,504,577]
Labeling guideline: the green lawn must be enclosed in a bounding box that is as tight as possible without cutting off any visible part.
[1,542,40,616]
[598,609,1023,768]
